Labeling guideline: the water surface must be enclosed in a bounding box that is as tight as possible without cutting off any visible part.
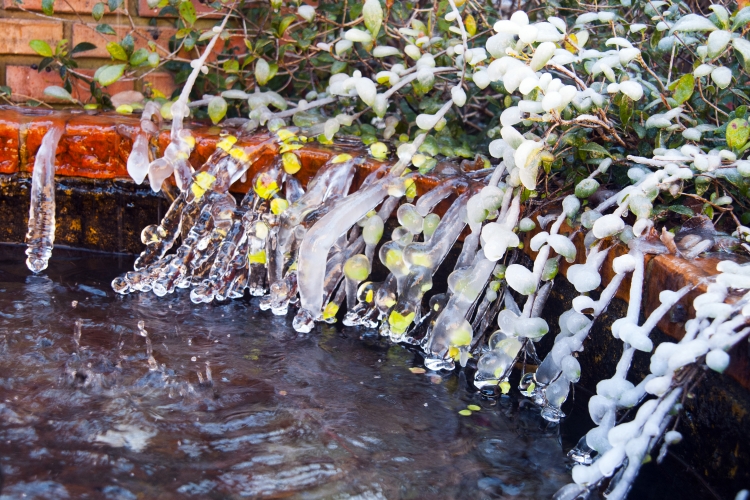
[0,245,570,499]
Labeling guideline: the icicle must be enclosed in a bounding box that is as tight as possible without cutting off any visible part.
[127,101,161,184]
[294,174,399,332]
[426,256,496,368]
[386,189,474,337]
[25,126,64,273]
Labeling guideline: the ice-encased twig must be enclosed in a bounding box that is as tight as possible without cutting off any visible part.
[26,125,64,273]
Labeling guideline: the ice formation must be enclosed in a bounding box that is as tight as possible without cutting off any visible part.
[25,125,64,273]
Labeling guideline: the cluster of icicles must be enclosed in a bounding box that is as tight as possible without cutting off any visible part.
[112,124,513,373]
[24,121,750,499]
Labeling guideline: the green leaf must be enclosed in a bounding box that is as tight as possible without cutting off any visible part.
[732,7,750,31]
[276,15,296,38]
[179,0,197,27]
[207,96,227,124]
[716,168,749,191]
[92,2,105,20]
[672,74,694,105]
[72,42,97,55]
[106,42,128,61]
[38,57,54,72]
[0,86,11,96]
[669,205,694,216]
[255,58,270,85]
[29,40,53,57]
[363,0,383,36]
[578,142,613,158]
[695,176,711,196]
[331,60,347,74]
[41,0,54,16]
[107,0,121,11]
[267,62,278,81]
[619,95,634,126]
[732,37,750,72]
[43,85,74,101]
[96,23,117,35]
[96,63,126,86]
[222,59,239,73]
[120,34,134,56]
[129,48,149,66]
[726,118,750,150]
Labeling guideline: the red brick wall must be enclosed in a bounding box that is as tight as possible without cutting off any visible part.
[0,0,221,104]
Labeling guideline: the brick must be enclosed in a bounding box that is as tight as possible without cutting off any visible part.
[71,24,177,58]
[137,0,222,18]
[6,65,133,103]
[3,0,99,13]
[0,19,63,55]
[0,116,20,174]
[142,72,178,98]
[24,117,139,179]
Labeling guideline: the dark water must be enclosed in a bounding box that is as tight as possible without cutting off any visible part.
[0,245,572,499]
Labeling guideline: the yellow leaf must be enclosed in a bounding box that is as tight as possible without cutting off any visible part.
[282,152,301,174]
[216,135,237,152]
[564,33,578,53]
[331,153,353,163]
[464,14,477,37]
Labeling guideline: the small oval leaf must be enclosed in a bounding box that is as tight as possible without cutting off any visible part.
[96,64,127,86]
[43,85,74,102]
[29,40,53,57]
[207,96,227,125]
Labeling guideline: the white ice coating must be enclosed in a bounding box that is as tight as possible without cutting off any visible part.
[25,126,64,273]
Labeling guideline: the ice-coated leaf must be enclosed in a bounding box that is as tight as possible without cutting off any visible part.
[530,42,556,71]
[619,80,643,101]
[298,4,316,22]
[207,96,227,125]
[669,14,717,33]
[255,59,271,86]
[345,28,373,43]
[373,46,400,57]
[548,234,576,261]
[711,66,732,88]
[451,86,467,107]
[732,7,750,31]
[481,222,520,261]
[707,30,731,58]
[732,37,750,72]
[363,0,383,36]
[514,318,549,339]
[575,178,599,198]
[706,349,730,373]
[505,264,537,295]
[592,213,625,239]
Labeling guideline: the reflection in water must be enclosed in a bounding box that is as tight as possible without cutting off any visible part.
[0,245,569,499]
